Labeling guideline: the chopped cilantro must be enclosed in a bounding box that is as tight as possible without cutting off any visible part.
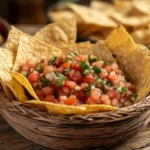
[88,55,101,63]
[130,93,137,101]
[93,65,101,75]
[84,83,92,92]
[41,78,49,86]
[83,83,92,96]
[97,56,101,60]
[88,55,97,63]
[107,81,114,87]
[84,91,90,96]
[83,69,91,75]
[70,90,74,95]
[52,72,67,87]
[80,60,90,71]
[64,68,70,75]
[34,65,42,73]
[117,86,127,94]
[96,78,107,86]
[104,61,109,67]
[35,84,40,90]
[101,79,107,86]
[63,59,69,63]
[48,57,57,65]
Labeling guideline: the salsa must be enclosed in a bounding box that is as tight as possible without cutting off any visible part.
[20,52,137,107]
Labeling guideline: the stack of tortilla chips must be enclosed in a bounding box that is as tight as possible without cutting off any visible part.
[49,0,150,47]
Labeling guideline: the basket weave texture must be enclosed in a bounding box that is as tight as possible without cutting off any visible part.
[0,90,150,150]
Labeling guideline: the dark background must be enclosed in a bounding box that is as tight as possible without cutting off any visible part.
[0,0,111,24]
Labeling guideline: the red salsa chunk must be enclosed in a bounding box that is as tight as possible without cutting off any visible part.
[20,53,137,107]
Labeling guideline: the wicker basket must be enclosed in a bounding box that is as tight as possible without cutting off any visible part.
[0,90,150,150]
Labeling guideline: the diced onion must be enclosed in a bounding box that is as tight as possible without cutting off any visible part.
[45,72,56,81]
[75,86,81,91]
[60,96,67,100]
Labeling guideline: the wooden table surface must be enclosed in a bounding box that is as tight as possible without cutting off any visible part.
[0,25,150,150]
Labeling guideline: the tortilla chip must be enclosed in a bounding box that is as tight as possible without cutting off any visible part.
[131,28,150,45]
[0,69,27,101]
[9,71,40,101]
[24,100,117,115]
[1,81,13,98]
[5,26,25,58]
[90,0,116,15]
[49,10,75,21]
[87,32,104,41]
[66,3,117,28]
[61,42,94,55]
[109,11,150,27]
[34,17,77,47]
[0,48,15,98]
[0,48,14,70]
[12,35,63,72]
[92,40,116,63]
[105,25,150,101]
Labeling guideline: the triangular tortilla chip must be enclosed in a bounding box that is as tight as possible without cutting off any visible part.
[5,26,25,58]
[61,42,94,55]
[1,69,28,101]
[66,3,117,27]
[9,71,40,101]
[92,40,116,63]
[34,17,77,47]
[0,48,15,98]
[105,25,150,101]
[12,34,63,72]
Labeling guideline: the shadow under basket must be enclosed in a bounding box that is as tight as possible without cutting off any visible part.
[0,90,150,150]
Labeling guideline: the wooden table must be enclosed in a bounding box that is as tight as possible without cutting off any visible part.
[0,25,150,150]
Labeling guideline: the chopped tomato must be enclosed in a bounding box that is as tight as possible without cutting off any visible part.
[107,90,120,100]
[81,83,88,90]
[61,86,71,96]
[54,58,63,67]
[65,80,76,90]
[125,82,136,92]
[68,70,83,83]
[35,90,44,100]
[40,59,48,67]
[43,65,54,75]
[101,94,111,105]
[62,62,71,69]
[90,88,101,100]
[22,64,29,71]
[111,98,118,107]
[99,72,108,78]
[71,61,80,71]
[26,60,37,68]
[84,74,94,83]
[92,60,104,68]
[54,67,64,73]
[75,54,87,61]
[64,96,77,105]
[41,86,54,95]
[43,95,57,103]
[75,91,87,102]
[28,72,39,83]
[107,71,116,83]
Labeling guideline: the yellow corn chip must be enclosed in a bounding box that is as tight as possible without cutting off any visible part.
[34,17,77,47]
